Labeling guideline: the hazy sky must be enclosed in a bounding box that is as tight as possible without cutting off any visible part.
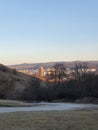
[0,0,98,65]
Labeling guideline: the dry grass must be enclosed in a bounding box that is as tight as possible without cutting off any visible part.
[0,100,34,107]
[0,110,98,130]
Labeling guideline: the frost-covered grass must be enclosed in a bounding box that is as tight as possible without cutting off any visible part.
[0,110,98,130]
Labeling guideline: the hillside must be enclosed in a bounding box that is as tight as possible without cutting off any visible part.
[0,64,41,101]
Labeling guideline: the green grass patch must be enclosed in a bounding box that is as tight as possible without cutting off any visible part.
[0,110,98,130]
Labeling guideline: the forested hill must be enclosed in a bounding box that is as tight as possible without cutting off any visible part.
[0,64,98,103]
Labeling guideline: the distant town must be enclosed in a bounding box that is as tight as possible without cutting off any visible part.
[9,61,98,82]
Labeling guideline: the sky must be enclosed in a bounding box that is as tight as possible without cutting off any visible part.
[0,0,98,65]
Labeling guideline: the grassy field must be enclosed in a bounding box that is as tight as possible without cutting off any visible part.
[0,110,98,130]
[0,100,36,107]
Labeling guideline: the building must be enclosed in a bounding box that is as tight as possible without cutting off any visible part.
[39,67,45,77]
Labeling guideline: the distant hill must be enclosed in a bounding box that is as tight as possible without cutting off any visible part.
[0,64,42,101]
[8,61,98,73]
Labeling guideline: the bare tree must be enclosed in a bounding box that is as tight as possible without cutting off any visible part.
[49,64,67,83]
[73,62,88,81]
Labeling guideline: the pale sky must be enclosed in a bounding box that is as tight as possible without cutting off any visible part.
[0,0,98,65]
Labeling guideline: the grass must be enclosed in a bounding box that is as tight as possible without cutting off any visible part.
[0,110,98,130]
[0,100,35,107]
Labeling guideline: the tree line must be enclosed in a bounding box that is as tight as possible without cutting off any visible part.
[22,62,98,102]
